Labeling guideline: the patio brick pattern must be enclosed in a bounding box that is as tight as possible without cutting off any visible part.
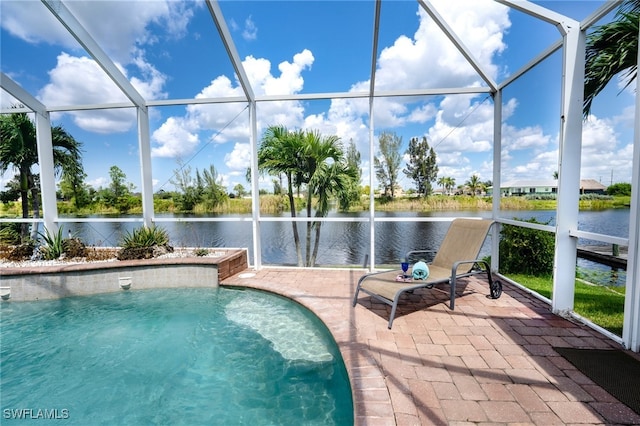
[222,268,640,426]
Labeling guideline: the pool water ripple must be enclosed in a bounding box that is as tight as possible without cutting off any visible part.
[0,288,353,425]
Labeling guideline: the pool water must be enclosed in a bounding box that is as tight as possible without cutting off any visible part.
[0,288,353,425]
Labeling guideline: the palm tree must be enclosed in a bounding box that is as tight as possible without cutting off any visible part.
[258,125,305,265]
[445,177,456,195]
[258,126,355,266]
[0,112,83,239]
[584,0,640,117]
[437,176,447,194]
[438,176,456,195]
[465,174,483,197]
[308,160,354,266]
[301,130,355,266]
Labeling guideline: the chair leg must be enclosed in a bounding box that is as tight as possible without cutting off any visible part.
[449,276,456,310]
[352,285,360,307]
[388,298,400,329]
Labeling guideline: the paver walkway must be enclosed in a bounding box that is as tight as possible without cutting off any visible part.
[222,268,640,425]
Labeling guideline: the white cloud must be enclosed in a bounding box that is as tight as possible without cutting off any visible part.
[242,16,258,41]
[426,97,494,154]
[0,1,76,47]
[151,117,199,158]
[37,52,167,133]
[225,143,251,170]
[4,1,180,133]
[129,50,168,100]
[38,53,135,133]
[580,115,632,183]
[1,1,196,64]
[152,49,315,166]
[304,0,512,187]
[374,0,509,92]
[87,176,108,189]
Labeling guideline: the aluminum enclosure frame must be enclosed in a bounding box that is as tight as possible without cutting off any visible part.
[1,0,638,351]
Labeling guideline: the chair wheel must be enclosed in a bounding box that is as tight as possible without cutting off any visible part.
[490,280,502,299]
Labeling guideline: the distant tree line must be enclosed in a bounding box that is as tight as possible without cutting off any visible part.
[373,131,492,198]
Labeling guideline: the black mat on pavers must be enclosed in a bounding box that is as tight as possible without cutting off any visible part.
[554,347,640,414]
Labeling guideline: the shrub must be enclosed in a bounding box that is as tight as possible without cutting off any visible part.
[38,227,65,260]
[117,226,173,261]
[499,218,555,276]
[194,248,209,257]
[606,182,631,196]
[6,241,35,261]
[524,193,556,200]
[63,237,87,258]
[121,225,170,249]
[0,223,22,245]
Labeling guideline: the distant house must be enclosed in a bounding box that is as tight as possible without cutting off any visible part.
[498,180,558,197]
[487,179,607,196]
[579,179,607,194]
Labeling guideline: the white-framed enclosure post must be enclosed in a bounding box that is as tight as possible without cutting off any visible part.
[35,111,58,235]
[622,23,640,352]
[137,107,154,228]
[552,20,584,314]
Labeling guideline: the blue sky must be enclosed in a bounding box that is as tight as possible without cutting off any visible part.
[0,0,635,195]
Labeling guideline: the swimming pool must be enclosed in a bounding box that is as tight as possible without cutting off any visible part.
[0,287,353,425]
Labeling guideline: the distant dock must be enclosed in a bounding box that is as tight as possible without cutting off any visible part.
[577,244,627,269]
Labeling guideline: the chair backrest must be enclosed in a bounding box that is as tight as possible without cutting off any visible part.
[431,218,494,274]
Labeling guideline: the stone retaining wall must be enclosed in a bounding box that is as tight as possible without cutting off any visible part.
[0,249,248,302]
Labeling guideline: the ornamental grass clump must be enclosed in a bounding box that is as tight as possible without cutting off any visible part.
[37,227,87,260]
[117,226,173,260]
[38,227,65,260]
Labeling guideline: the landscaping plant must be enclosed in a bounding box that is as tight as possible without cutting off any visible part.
[499,218,555,276]
[117,225,173,260]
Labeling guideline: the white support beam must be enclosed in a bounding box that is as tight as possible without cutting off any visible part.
[496,0,567,27]
[1,73,58,235]
[34,112,58,235]
[369,0,382,97]
[581,0,624,30]
[552,20,584,314]
[41,0,146,109]
[206,0,255,102]
[418,0,497,92]
[31,87,493,113]
[137,108,154,228]
[622,24,640,352]
[0,73,47,115]
[491,90,502,272]
[368,96,376,271]
[249,101,261,269]
[367,0,382,271]
[499,39,562,91]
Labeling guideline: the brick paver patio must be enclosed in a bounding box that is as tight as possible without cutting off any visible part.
[222,268,640,425]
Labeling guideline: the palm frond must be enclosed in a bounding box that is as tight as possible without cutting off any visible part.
[584,6,639,116]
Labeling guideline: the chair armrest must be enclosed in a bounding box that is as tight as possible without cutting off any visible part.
[451,258,490,275]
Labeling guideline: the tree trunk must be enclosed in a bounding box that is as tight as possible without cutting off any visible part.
[19,168,29,240]
[305,192,313,266]
[286,173,303,266]
[30,185,40,240]
[310,219,322,267]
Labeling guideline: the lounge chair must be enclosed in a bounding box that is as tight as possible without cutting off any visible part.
[353,218,503,328]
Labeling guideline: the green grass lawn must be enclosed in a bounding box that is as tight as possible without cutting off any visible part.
[506,273,625,337]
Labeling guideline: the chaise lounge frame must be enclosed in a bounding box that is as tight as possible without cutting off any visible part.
[353,218,502,328]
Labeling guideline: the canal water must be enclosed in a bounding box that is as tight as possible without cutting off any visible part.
[62,209,630,285]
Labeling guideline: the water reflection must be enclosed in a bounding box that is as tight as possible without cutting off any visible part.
[61,209,629,285]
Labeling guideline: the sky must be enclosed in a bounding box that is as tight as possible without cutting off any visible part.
[0,0,636,196]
